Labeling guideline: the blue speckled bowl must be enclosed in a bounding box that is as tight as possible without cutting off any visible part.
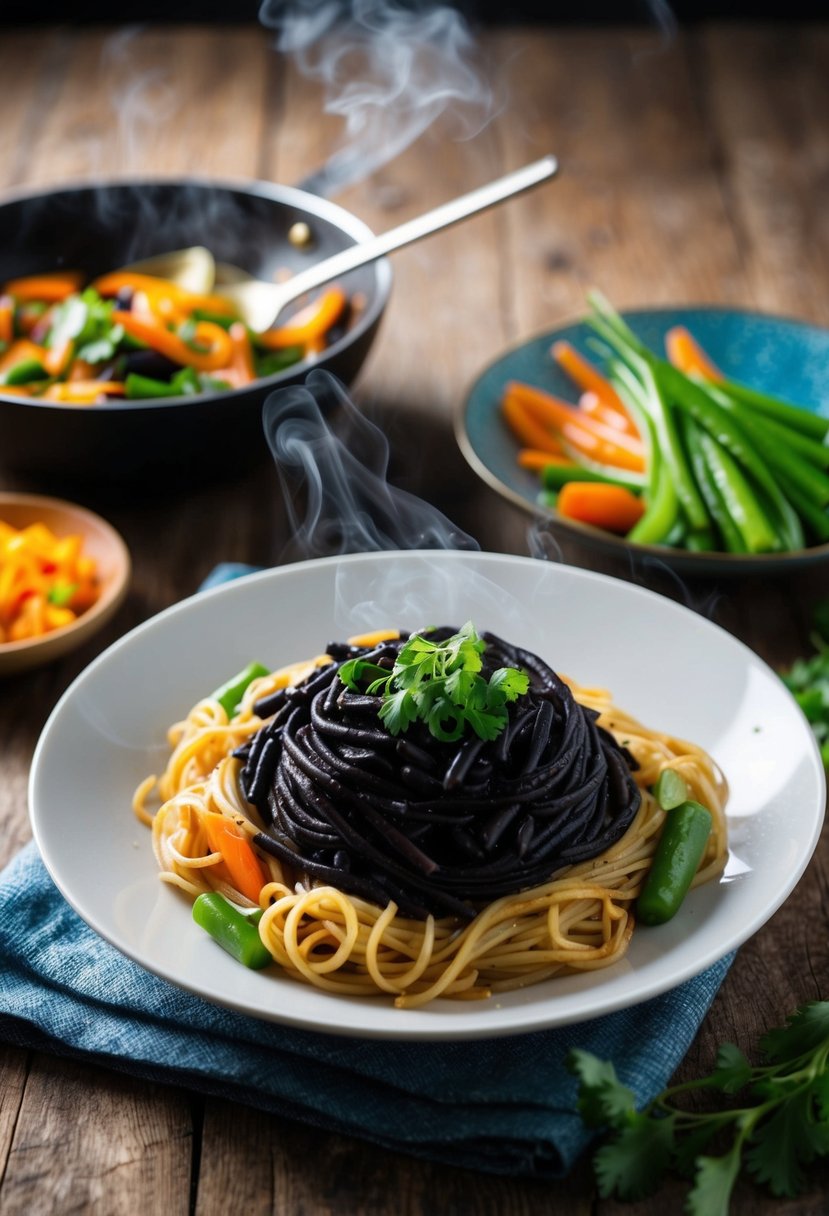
[456,307,829,576]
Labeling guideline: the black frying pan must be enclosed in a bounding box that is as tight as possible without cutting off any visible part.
[0,178,392,486]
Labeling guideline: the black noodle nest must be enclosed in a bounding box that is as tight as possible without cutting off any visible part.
[233,628,641,920]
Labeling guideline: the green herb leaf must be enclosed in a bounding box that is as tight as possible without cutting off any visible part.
[567,1049,637,1128]
[687,1144,743,1216]
[593,1113,674,1201]
[337,622,529,743]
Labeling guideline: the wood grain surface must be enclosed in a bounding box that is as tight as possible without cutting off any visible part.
[0,21,827,1215]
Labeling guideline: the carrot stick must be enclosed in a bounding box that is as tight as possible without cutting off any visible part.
[517,448,570,470]
[112,311,233,372]
[578,390,638,436]
[665,326,723,381]
[256,286,346,348]
[43,339,74,377]
[3,271,84,302]
[505,382,646,473]
[502,394,565,456]
[557,481,646,534]
[551,340,635,417]
[203,813,266,904]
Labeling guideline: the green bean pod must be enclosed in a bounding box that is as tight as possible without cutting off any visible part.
[192,892,273,969]
[715,377,829,442]
[210,660,270,718]
[679,413,747,553]
[637,800,713,926]
[653,768,689,811]
[696,428,779,553]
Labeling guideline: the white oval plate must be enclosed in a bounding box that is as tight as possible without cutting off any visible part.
[29,551,825,1040]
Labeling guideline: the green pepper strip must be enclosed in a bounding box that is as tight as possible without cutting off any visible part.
[124,373,180,399]
[210,661,270,718]
[679,414,747,554]
[3,357,49,386]
[192,892,273,969]
[636,800,713,926]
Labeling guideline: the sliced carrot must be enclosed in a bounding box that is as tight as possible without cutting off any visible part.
[557,481,646,534]
[228,321,255,384]
[505,382,646,473]
[0,338,47,375]
[517,448,570,470]
[578,390,637,436]
[665,326,723,381]
[256,286,346,349]
[203,813,267,904]
[502,394,566,456]
[551,339,635,417]
[42,380,125,403]
[0,295,13,344]
[112,311,233,372]
[43,339,74,377]
[3,271,83,302]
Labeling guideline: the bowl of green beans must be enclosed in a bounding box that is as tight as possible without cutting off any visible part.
[458,295,829,575]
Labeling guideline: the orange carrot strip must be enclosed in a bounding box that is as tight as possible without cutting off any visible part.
[42,381,126,402]
[203,813,267,904]
[43,339,74,377]
[665,326,723,381]
[578,390,638,436]
[94,271,237,317]
[501,394,566,456]
[4,272,84,302]
[557,482,646,534]
[228,321,255,384]
[517,448,570,470]
[256,286,346,349]
[112,311,233,372]
[505,382,646,473]
[551,340,633,416]
[0,295,13,344]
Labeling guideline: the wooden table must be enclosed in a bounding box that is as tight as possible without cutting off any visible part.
[1,20,828,1214]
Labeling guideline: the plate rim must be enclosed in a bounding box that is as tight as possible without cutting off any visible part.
[455,305,829,574]
[28,550,827,1039]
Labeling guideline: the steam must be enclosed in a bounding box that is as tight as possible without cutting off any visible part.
[258,0,496,196]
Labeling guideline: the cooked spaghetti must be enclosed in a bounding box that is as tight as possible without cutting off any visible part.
[135,628,728,1008]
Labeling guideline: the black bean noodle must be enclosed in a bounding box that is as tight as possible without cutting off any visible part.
[233,628,641,920]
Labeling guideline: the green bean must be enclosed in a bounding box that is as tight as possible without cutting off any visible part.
[540,463,644,493]
[737,418,829,508]
[772,471,829,543]
[636,800,713,926]
[696,428,779,553]
[627,444,680,545]
[714,377,829,442]
[192,892,273,969]
[679,413,747,553]
[653,769,689,811]
[210,661,270,718]
[723,405,829,470]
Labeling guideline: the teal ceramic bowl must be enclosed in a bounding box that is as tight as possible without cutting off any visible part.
[456,307,829,576]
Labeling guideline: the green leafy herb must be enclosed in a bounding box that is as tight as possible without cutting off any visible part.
[338,621,529,743]
[45,288,124,365]
[780,602,829,767]
[569,1000,829,1213]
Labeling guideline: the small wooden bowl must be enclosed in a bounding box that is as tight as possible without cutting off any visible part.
[0,492,130,676]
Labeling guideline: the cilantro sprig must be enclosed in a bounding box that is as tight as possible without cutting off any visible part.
[338,621,529,743]
[569,1000,829,1213]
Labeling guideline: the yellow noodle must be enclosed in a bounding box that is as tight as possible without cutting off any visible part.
[138,638,728,1008]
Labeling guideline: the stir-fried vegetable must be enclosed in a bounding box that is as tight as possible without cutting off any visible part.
[0,269,350,404]
[501,292,829,554]
[0,518,100,644]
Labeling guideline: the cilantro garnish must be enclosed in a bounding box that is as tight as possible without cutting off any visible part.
[338,621,529,744]
[568,1000,829,1212]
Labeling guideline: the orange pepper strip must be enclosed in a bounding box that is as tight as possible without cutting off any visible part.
[43,339,74,377]
[203,813,267,904]
[557,481,646,534]
[551,341,638,434]
[227,321,256,385]
[42,381,126,402]
[256,286,346,349]
[501,393,566,456]
[94,271,238,317]
[112,311,233,372]
[0,295,13,344]
[0,338,47,375]
[4,271,84,302]
[505,382,647,473]
[665,326,723,382]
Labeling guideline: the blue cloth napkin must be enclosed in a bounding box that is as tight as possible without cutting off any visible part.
[0,562,734,1178]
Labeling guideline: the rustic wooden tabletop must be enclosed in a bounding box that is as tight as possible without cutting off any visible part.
[1,19,828,1215]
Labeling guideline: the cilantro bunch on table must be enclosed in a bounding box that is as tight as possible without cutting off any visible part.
[339,621,530,743]
[780,602,829,767]
[569,1001,829,1213]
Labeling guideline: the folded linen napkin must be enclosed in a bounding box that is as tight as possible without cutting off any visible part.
[0,563,734,1178]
